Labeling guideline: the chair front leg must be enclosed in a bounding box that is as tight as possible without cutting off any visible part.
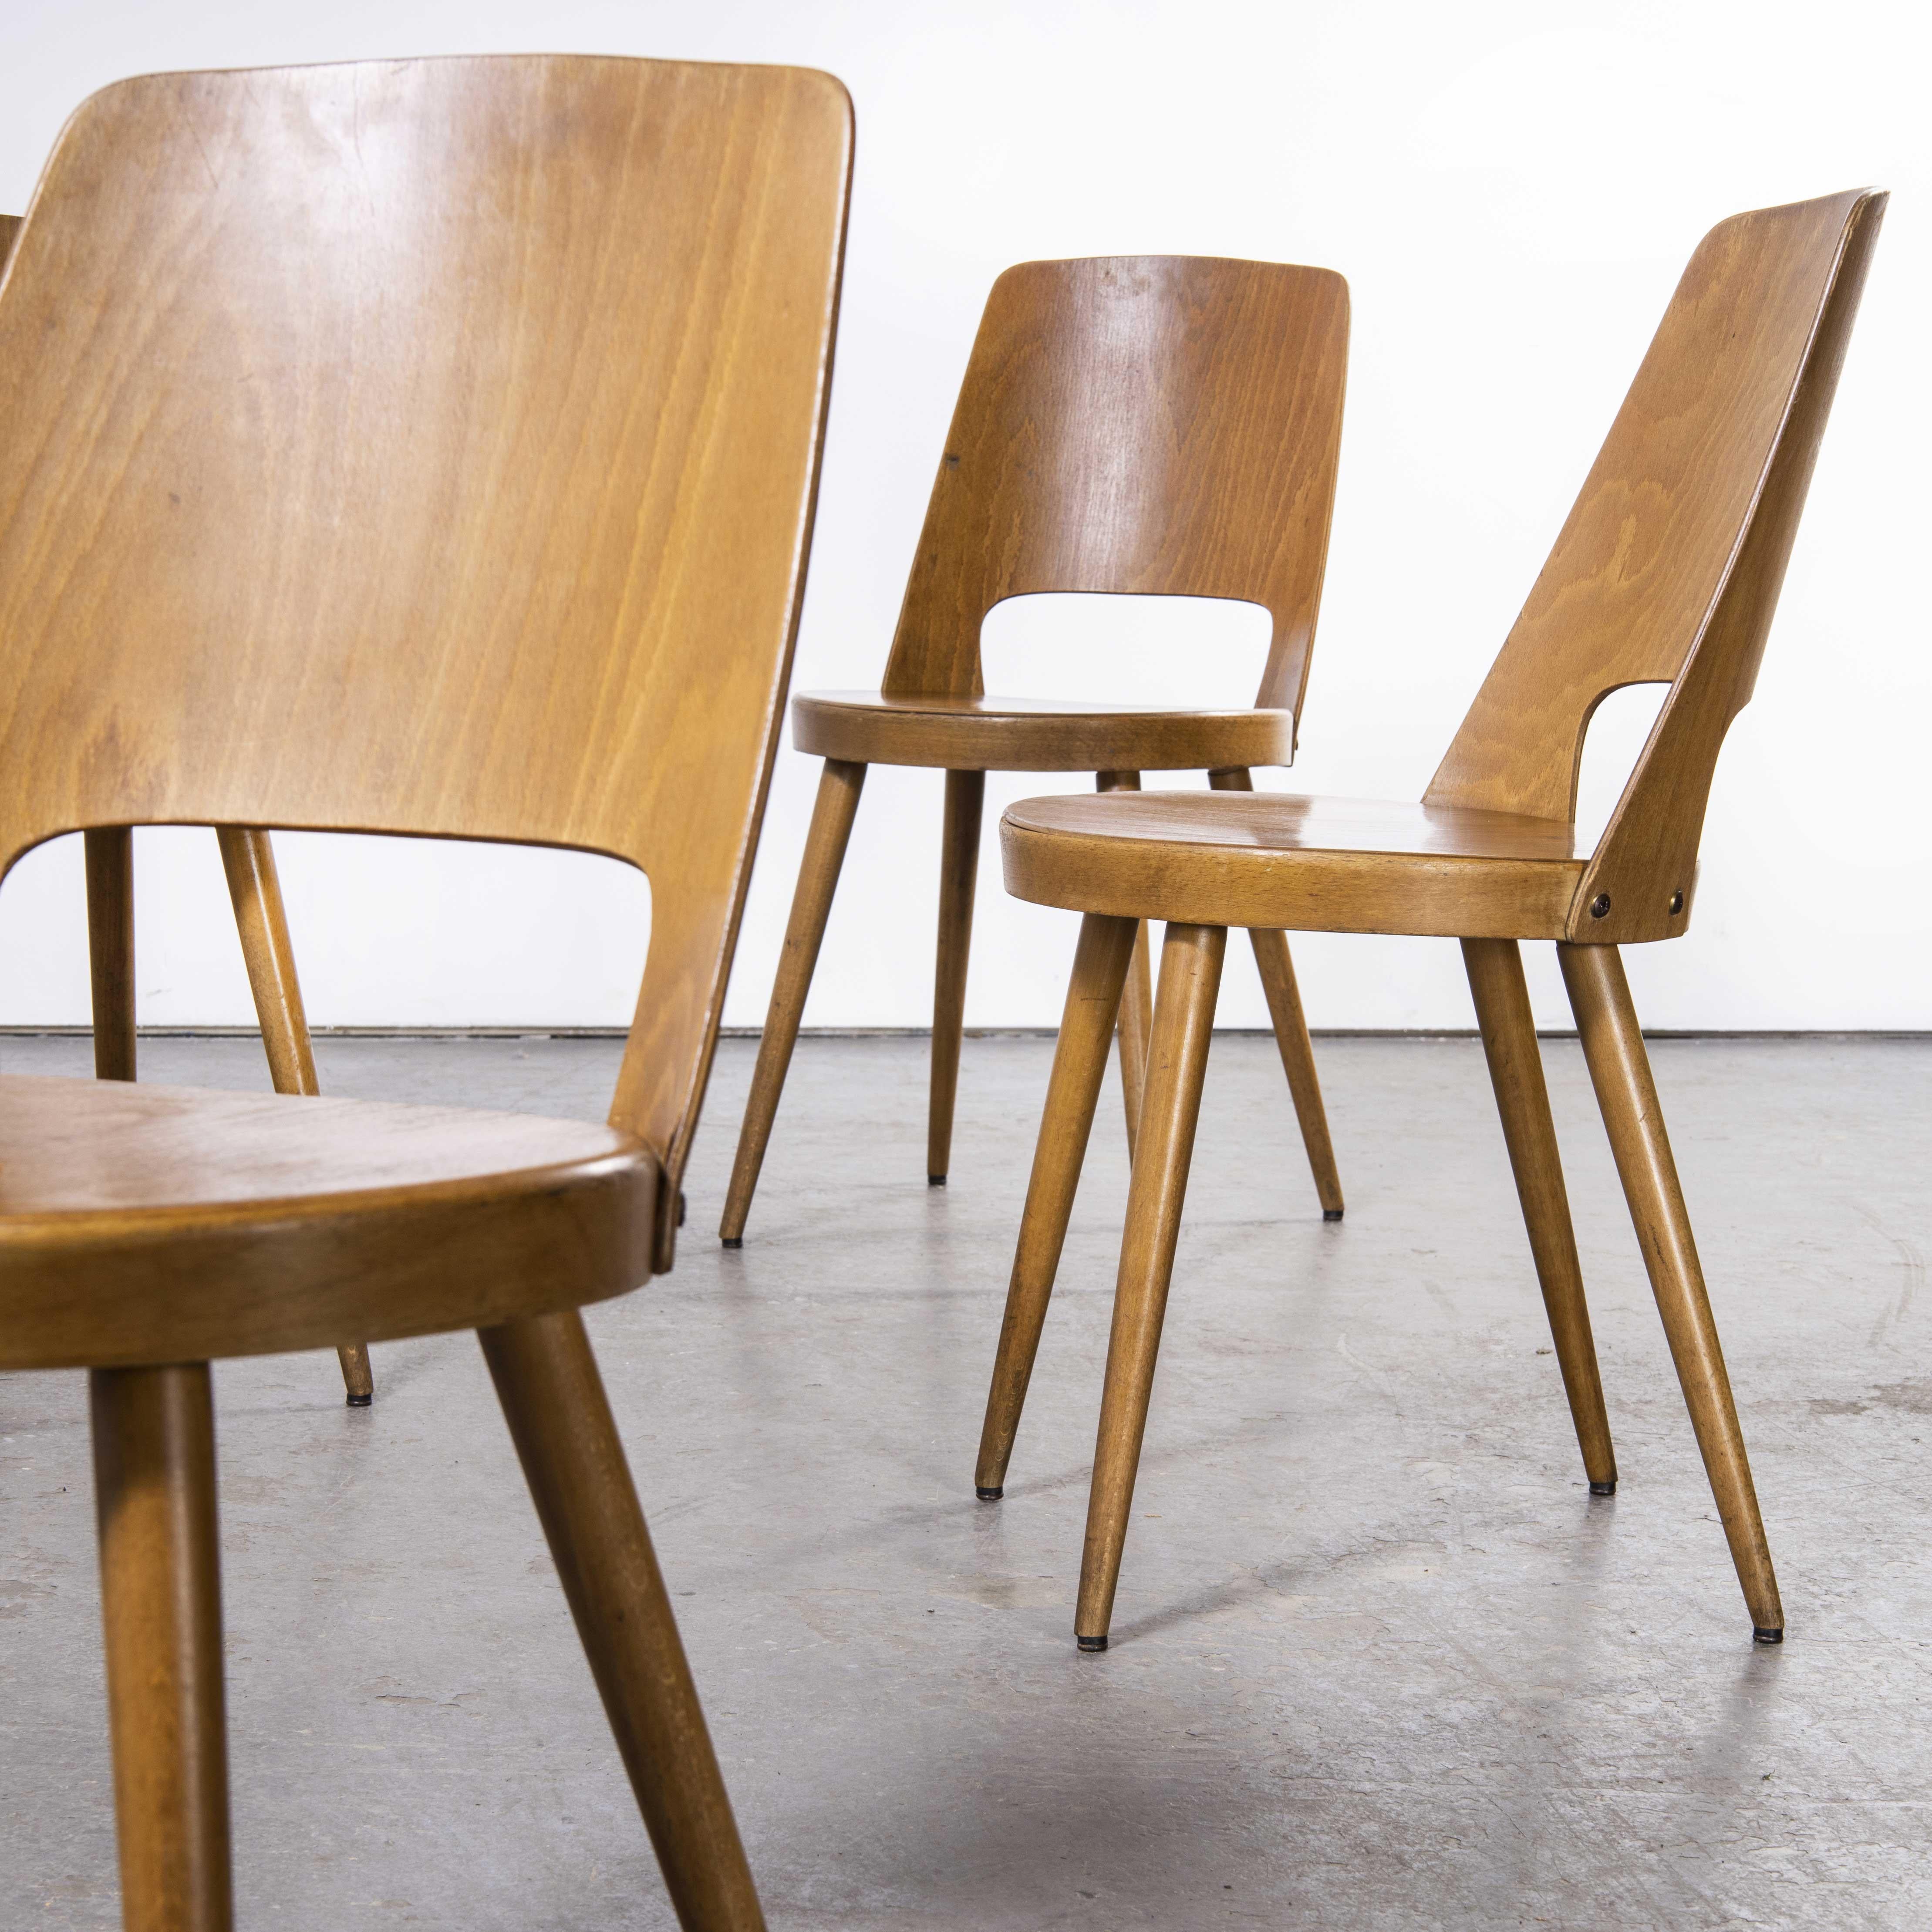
[1077,922,1226,1651]
[720,757,867,1244]
[928,769,985,1185]
[91,1362,233,1932]
[975,912,1139,1499]
[480,1309,766,1930]
[1462,937,1615,1490]
[1207,769,1343,1218]
[216,826,374,1406]
[1558,942,1783,1642]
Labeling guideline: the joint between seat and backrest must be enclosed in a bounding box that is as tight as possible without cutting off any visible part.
[1424,190,1885,944]
[878,256,1350,739]
[0,58,854,1268]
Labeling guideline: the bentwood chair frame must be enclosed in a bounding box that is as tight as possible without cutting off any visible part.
[0,209,362,1405]
[979,191,1885,1652]
[720,256,1352,1244]
[0,56,851,1929]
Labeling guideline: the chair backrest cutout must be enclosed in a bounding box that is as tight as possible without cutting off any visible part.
[1426,189,1885,941]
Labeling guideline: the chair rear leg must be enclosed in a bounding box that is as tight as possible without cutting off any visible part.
[90,1362,233,1932]
[84,827,137,1082]
[481,1310,766,1931]
[1208,769,1343,1217]
[216,826,373,1406]
[1096,774,1153,1157]
[720,758,867,1244]
[1462,937,1615,1490]
[927,769,985,1185]
[1076,923,1225,1651]
[1558,942,1784,1642]
[975,912,1139,1499]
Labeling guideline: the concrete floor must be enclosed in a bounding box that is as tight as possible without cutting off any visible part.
[3,1028,1931,1929]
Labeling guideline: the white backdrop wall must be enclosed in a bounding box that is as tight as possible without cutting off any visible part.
[0,0,1924,1033]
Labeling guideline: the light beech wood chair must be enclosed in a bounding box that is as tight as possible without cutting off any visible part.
[0,55,851,1931]
[0,209,361,1406]
[720,256,1351,1244]
[980,191,1885,1653]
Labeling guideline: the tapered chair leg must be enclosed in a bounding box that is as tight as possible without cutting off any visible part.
[1462,937,1616,1490]
[480,1310,765,1931]
[84,827,137,1083]
[975,912,1140,1499]
[1247,926,1343,1217]
[1558,942,1784,1642]
[90,1363,233,1932]
[1097,774,1153,1158]
[1208,770,1344,1218]
[1117,922,1153,1156]
[720,758,867,1244]
[927,769,986,1185]
[217,826,374,1406]
[1076,922,1226,1651]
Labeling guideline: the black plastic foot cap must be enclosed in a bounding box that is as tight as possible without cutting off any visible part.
[1589,1479,1617,1496]
[346,1392,373,1408]
[1076,1633,1109,1653]
[928,1173,947,1187]
[1322,1207,1344,1222]
[1753,1626,1785,1645]
[975,1485,1003,1501]
[721,1236,742,1249]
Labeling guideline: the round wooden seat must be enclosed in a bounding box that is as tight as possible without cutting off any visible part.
[0,1076,655,1371]
[790,690,1296,772]
[1000,788,1588,938]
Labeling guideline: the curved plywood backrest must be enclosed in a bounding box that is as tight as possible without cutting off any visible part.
[881,256,1349,722]
[1427,190,1885,941]
[0,58,853,1254]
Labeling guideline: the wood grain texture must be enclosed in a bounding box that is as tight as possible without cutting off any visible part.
[1076,922,1225,1649]
[0,1074,655,1370]
[481,1310,765,1929]
[91,1363,232,1932]
[880,256,1348,711]
[791,691,1295,772]
[1002,789,1584,936]
[1427,192,1885,942]
[0,211,19,264]
[0,58,854,1266]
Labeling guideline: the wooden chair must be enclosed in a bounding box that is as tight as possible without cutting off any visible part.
[0,208,360,1406]
[979,191,1885,1652]
[0,54,851,1930]
[719,256,1351,1244]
